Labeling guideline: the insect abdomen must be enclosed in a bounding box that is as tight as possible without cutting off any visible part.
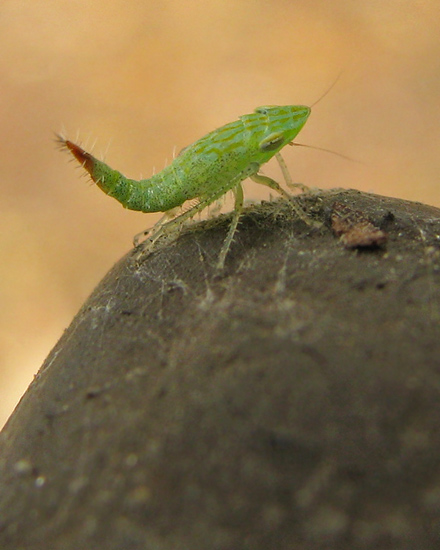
[60,139,196,213]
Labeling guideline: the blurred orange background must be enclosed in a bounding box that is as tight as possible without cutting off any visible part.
[1,0,440,428]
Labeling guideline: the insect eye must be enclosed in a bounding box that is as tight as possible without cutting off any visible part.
[254,107,268,115]
[259,132,284,152]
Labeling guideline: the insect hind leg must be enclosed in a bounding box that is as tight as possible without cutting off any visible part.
[133,208,180,247]
[134,187,231,262]
[134,202,206,257]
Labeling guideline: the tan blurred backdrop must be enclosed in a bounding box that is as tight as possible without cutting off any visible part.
[1,0,440,428]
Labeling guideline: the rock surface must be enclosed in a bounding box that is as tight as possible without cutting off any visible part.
[1,189,440,550]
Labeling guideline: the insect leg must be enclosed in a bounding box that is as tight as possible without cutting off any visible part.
[250,173,314,226]
[216,183,244,270]
[250,173,291,199]
[133,208,180,246]
[135,186,230,259]
[275,153,309,193]
[138,203,206,249]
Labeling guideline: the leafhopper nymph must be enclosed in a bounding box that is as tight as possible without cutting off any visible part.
[59,105,311,268]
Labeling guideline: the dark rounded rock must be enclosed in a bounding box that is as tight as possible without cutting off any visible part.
[1,190,440,550]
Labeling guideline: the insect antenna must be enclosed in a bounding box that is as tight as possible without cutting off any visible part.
[310,71,343,108]
[289,142,363,164]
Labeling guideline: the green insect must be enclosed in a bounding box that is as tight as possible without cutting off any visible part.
[59,104,311,269]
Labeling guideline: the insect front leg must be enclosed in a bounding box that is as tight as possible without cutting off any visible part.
[275,153,309,193]
[250,173,291,200]
[250,172,315,226]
